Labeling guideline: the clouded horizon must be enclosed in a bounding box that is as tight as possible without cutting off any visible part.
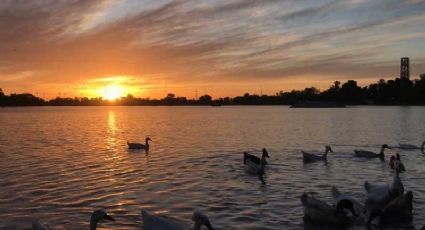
[1,0,425,99]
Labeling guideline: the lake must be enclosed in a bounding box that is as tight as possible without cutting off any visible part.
[0,106,425,230]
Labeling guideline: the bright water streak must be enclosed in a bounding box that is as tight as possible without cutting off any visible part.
[0,106,425,230]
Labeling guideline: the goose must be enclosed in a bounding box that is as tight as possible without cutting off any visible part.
[32,210,114,230]
[301,193,356,225]
[331,186,367,224]
[389,154,406,172]
[302,145,333,163]
[243,148,270,165]
[142,210,214,230]
[397,141,425,151]
[127,137,151,150]
[367,191,413,227]
[364,170,404,211]
[354,144,391,159]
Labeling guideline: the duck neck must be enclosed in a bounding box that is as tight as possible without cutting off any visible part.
[145,139,149,148]
[379,146,386,158]
[89,217,98,230]
[261,154,267,165]
[323,148,330,158]
[421,141,425,153]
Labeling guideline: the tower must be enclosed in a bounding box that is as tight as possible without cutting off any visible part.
[400,57,410,79]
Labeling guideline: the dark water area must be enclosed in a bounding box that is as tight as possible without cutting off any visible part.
[0,106,424,229]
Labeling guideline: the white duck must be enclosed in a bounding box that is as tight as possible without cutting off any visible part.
[364,170,404,210]
[331,186,367,224]
[32,210,114,230]
[127,137,151,150]
[301,193,357,225]
[367,191,413,227]
[397,141,425,152]
[243,149,269,175]
[354,144,391,159]
[302,145,333,163]
[142,210,214,230]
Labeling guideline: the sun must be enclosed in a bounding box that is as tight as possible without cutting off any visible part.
[103,85,124,101]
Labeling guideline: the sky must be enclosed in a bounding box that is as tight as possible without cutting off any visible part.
[1,0,425,99]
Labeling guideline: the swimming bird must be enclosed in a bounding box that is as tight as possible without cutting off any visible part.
[32,210,114,230]
[302,145,333,163]
[127,137,151,150]
[243,148,270,165]
[397,141,425,152]
[142,210,215,230]
[367,191,413,227]
[389,154,406,172]
[331,186,367,224]
[301,193,357,225]
[364,170,404,211]
[354,144,391,159]
[243,149,269,175]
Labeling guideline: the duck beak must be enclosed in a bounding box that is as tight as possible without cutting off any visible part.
[103,214,115,221]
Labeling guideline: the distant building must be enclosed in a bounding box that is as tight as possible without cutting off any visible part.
[400,57,410,79]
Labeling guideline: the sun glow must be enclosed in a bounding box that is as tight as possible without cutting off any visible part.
[103,84,125,101]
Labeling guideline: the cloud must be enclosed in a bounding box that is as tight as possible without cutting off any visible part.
[1,0,425,98]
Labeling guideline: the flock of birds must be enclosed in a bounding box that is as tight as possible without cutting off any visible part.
[32,139,425,230]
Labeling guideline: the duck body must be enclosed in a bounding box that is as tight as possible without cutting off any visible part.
[243,149,269,175]
[32,210,114,230]
[142,210,214,230]
[368,191,413,227]
[364,181,392,210]
[398,141,425,152]
[302,146,333,163]
[128,137,151,150]
[301,193,356,226]
[354,144,390,159]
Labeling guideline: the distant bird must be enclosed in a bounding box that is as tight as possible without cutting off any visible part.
[367,191,413,227]
[354,144,391,159]
[127,137,152,150]
[331,186,367,224]
[301,192,357,225]
[32,210,114,230]
[243,148,270,165]
[142,210,215,230]
[389,154,406,172]
[243,149,270,175]
[397,141,425,152]
[302,145,333,163]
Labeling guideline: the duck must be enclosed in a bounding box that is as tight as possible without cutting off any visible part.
[389,154,406,172]
[354,144,391,159]
[243,148,270,165]
[127,137,151,150]
[142,210,215,230]
[302,145,333,163]
[367,191,413,227]
[397,141,425,152]
[32,210,114,230]
[364,170,404,211]
[243,149,269,175]
[301,193,357,225]
[331,186,367,224]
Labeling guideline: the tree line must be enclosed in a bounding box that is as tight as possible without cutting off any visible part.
[1,76,425,106]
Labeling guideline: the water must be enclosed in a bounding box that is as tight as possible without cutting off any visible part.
[0,106,424,230]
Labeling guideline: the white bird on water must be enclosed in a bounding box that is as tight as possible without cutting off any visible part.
[32,210,114,230]
[127,137,152,150]
[142,210,215,230]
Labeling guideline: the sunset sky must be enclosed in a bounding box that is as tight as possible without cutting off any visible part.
[1,0,425,99]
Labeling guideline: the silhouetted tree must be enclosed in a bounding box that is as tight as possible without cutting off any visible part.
[198,94,212,105]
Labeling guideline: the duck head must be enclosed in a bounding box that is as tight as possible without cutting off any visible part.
[335,199,357,217]
[192,211,215,230]
[382,144,391,150]
[396,153,401,160]
[145,137,152,142]
[262,148,270,158]
[90,210,114,230]
[325,145,333,153]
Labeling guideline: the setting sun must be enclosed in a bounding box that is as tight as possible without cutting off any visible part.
[103,85,124,101]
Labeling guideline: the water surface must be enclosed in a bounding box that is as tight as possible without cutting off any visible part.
[0,106,425,229]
